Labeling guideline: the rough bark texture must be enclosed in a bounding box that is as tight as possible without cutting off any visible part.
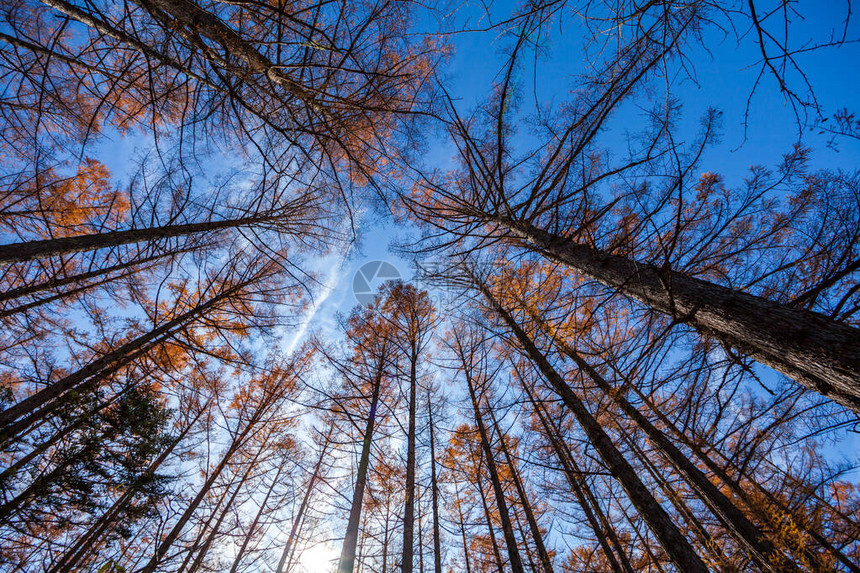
[506,220,860,412]
[133,0,319,107]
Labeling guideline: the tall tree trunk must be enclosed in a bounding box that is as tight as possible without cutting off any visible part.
[229,459,287,573]
[417,483,425,573]
[136,394,272,573]
[454,480,473,573]
[184,435,270,573]
[0,248,182,304]
[462,364,525,573]
[621,431,734,571]
[474,468,505,573]
[471,270,708,573]
[632,386,860,573]
[503,218,860,412]
[402,343,418,573]
[382,494,391,573]
[427,388,443,573]
[0,215,270,264]
[337,348,386,573]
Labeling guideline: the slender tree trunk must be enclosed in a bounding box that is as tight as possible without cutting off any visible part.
[472,270,708,573]
[229,459,286,573]
[503,218,860,412]
[486,406,554,573]
[539,325,790,572]
[402,344,418,573]
[427,388,443,573]
[0,278,252,441]
[276,426,333,573]
[618,499,668,573]
[185,437,269,573]
[521,379,633,573]
[0,270,134,319]
[337,348,386,573]
[474,468,505,573]
[512,507,539,573]
[0,215,268,264]
[454,480,473,573]
[622,432,734,572]
[417,484,425,573]
[136,399,270,573]
[632,386,860,573]
[0,248,181,303]
[463,366,525,573]
[382,494,391,573]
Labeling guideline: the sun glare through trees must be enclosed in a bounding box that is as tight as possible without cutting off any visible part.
[0,1,859,572]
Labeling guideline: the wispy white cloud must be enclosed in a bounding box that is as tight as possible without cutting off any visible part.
[283,253,348,355]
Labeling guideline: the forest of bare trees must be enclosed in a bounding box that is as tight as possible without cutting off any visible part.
[0,0,858,571]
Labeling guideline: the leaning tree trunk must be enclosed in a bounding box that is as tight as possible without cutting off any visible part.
[185,435,271,573]
[522,380,633,573]
[47,401,208,573]
[535,318,791,573]
[276,426,333,573]
[472,270,708,573]
[0,215,268,264]
[630,385,860,573]
[0,278,252,443]
[486,406,554,573]
[0,248,182,304]
[620,430,733,570]
[474,466,506,573]
[229,459,287,573]
[136,388,277,573]
[502,218,860,412]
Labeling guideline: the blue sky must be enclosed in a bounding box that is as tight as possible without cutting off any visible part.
[284,1,860,348]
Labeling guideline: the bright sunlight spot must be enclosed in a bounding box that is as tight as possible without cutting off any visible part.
[296,542,338,573]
